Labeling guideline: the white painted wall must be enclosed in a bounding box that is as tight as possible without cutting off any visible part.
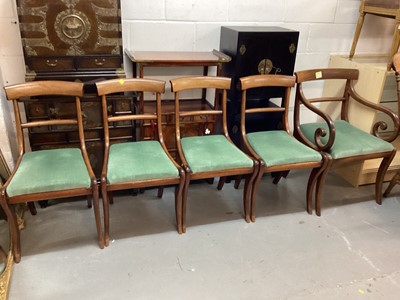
[0,0,396,166]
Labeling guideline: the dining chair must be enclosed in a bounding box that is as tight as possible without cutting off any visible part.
[349,0,400,69]
[239,75,329,221]
[294,68,399,215]
[96,78,185,246]
[170,76,258,232]
[384,52,400,196]
[0,81,103,263]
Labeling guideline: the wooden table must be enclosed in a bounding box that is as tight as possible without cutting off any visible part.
[124,50,232,158]
[124,49,231,113]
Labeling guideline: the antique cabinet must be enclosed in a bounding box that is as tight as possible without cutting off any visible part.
[219,26,299,145]
[16,0,129,176]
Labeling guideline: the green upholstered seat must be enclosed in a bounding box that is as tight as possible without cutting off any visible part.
[300,120,394,159]
[246,131,322,166]
[6,148,91,197]
[107,141,179,184]
[181,135,253,173]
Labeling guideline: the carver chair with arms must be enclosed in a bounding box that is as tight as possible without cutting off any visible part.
[384,52,400,196]
[239,75,329,221]
[96,78,185,246]
[294,68,399,216]
[170,76,258,232]
[0,81,103,263]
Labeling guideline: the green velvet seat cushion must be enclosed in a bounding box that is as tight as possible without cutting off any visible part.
[246,131,322,166]
[6,148,91,197]
[107,141,179,184]
[300,120,394,159]
[181,135,253,173]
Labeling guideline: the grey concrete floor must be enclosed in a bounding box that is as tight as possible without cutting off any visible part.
[7,170,400,299]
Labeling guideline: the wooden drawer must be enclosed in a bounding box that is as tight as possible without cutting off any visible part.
[30,132,68,146]
[109,127,135,140]
[27,57,75,72]
[77,56,121,70]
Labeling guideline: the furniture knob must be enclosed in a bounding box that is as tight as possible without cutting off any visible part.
[46,59,58,67]
[95,59,105,66]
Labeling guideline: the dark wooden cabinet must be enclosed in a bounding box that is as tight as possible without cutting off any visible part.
[219,26,299,145]
[16,0,129,176]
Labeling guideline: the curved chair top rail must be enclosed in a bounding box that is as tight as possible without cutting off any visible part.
[4,81,84,99]
[96,78,165,96]
[295,68,359,83]
[170,76,231,92]
[240,74,295,90]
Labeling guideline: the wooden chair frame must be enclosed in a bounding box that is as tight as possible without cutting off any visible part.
[170,76,258,231]
[294,68,399,215]
[350,0,400,69]
[239,75,329,221]
[96,78,185,246]
[384,52,400,195]
[0,81,102,263]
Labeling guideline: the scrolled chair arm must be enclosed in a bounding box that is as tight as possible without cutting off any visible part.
[295,88,336,152]
[349,84,399,142]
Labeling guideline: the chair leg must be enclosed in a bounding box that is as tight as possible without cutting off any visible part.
[272,171,289,184]
[250,162,264,223]
[375,150,396,205]
[234,175,242,189]
[27,202,37,215]
[157,187,164,198]
[181,168,191,233]
[243,162,259,223]
[107,191,114,205]
[384,171,400,197]
[91,181,104,249]
[243,176,252,223]
[86,195,92,208]
[306,168,320,215]
[349,12,365,59]
[101,182,110,247]
[217,176,242,190]
[314,155,332,217]
[0,196,21,263]
[217,177,226,190]
[175,169,185,234]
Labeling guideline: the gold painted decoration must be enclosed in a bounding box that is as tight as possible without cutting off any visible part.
[17,0,122,57]
[55,10,91,45]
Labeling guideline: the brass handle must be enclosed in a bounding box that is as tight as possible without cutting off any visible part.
[258,59,273,74]
[95,59,105,66]
[46,59,58,67]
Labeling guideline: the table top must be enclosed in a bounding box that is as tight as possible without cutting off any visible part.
[124,49,231,64]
